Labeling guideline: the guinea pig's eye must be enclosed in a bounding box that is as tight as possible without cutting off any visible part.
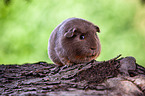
[80,35,85,40]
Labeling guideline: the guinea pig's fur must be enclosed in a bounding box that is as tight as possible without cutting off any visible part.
[48,18,101,66]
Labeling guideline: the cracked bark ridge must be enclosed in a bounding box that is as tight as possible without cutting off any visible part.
[0,56,145,96]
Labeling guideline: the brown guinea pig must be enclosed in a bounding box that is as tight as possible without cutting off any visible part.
[48,18,101,66]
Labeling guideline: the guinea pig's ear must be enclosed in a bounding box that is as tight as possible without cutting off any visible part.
[64,28,76,38]
[95,25,100,33]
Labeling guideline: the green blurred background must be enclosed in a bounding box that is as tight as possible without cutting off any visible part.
[0,0,145,66]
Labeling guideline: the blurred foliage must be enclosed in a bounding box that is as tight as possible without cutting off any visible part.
[141,0,145,4]
[0,0,145,66]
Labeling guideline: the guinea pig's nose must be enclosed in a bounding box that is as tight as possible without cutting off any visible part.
[90,48,97,50]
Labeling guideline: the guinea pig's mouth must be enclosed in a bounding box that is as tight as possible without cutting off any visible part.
[86,50,98,58]
[87,54,97,58]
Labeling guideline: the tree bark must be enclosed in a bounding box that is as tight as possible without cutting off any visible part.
[0,55,145,96]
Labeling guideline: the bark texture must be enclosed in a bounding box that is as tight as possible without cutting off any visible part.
[0,55,145,96]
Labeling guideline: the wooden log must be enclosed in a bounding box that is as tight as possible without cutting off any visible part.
[0,55,145,96]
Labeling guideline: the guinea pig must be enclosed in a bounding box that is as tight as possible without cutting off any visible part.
[48,18,101,66]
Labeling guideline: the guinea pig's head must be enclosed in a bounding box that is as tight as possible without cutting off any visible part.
[60,18,101,63]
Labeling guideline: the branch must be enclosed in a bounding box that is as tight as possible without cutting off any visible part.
[0,56,145,95]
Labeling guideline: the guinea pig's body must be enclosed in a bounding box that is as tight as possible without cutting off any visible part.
[48,18,101,66]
